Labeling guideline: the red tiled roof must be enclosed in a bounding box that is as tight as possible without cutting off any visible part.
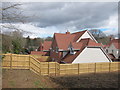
[54,33,76,50]
[72,38,102,49]
[63,38,102,63]
[54,30,87,50]
[106,39,120,49]
[43,41,52,50]
[72,30,87,42]
[31,51,47,55]
[72,42,84,49]
[113,42,120,49]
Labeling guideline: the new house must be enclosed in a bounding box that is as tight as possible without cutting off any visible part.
[104,39,120,61]
[31,41,52,56]
[50,30,112,63]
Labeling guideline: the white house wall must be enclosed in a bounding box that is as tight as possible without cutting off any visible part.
[107,44,119,59]
[77,31,95,42]
[72,47,111,64]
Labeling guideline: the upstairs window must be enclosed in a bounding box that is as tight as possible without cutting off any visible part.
[70,47,74,54]
[56,47,59,53]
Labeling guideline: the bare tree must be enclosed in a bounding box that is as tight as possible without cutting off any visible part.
[1,2,30,33]
[1,2,29,53]
[1,3,26,23]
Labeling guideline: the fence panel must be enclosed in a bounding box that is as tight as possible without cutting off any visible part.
[40,62,49,75]
[110,62,119,71]
[30,56,41,75]
[79,63,89,74]
[59,64,78,75]
[12,55,29,69]
[96,62,110,73]
[71,64,79,75]
[2,55,11,69]
[2,54,120,76]
[48,62,56,76]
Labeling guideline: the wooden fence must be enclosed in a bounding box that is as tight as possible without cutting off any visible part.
[1,54,120,76]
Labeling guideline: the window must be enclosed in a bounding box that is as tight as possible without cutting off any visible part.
[70,47,74,54]
[56,47,59,53]
[112,50,114,53]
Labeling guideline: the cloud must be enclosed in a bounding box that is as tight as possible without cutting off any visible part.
[2,2,118,37]
[12,23,60,38]
[20,2,118,28]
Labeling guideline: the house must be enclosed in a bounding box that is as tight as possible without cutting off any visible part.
[50,30,112,63]
[104,39,120,61]
[37,41,52,56]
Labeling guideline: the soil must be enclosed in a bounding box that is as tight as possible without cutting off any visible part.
[2,69,119,88]
[2,69,57,88]
[50,72,119,88]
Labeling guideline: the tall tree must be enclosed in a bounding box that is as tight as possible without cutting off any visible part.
[45,36,53,41]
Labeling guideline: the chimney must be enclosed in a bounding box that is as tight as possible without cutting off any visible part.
[109,35,114,41]
[66,30,70,34]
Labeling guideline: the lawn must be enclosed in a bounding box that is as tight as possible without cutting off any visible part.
[2,69,119,88]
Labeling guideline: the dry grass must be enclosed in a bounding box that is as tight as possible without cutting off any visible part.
[2,69,119,88]
[2,69,56,88]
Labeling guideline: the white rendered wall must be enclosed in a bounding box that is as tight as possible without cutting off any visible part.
[72,47,111,64]
[77,31,94,42]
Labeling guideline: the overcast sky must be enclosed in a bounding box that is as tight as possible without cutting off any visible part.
[2,2,118,38]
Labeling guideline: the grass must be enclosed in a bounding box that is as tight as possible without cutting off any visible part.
[2,69,119,88]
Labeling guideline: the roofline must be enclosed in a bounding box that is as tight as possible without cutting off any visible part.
[100,47,112,62]
[71,30,87,34]
[87,30,98,43]
[76,30,87,42]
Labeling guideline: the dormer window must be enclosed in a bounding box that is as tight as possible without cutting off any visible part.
[70,47,74,54]
[56,47,59,53]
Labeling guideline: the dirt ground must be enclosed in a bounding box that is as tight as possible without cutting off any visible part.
[2,69,57,88]
[2,69,119,88]
[50,72,119,88]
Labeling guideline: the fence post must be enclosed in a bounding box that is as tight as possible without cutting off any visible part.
[58,63,60,76]
[109,62,111,73]
[29,55,31,70]
[55,62,56,76]
[48,62,49,76]
[78,63,79,75]
[10,53,12,69]
[94,63,96,74]
[59,63,60,76]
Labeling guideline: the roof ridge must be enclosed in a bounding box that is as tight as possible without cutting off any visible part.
[71,30,87,34]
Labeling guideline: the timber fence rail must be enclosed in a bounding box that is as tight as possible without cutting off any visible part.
[1,54,120,76]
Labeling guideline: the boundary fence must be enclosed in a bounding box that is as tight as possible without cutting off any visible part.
[2,53,120,76]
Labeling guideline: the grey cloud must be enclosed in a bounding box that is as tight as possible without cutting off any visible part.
[3,2,118,31]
